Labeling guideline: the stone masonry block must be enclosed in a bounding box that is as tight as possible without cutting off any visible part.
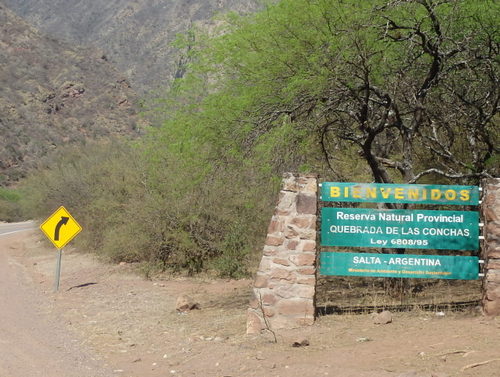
[276,299,315,317]
[487,246,500,258]
[289,216,314,229]
[486,221,500,233]
[261,293,278,306]
[249,298,259,310]
[297,177,318,194]
[484,207,498,221]
[282,173,318,193]
[289,253,316,266]
[267,218,284,234]
[270,268,296,282]
[487,259,500,270]
[296,276,316,285]
[301,240,316,252]
[263,246,279,256]
[285,224,315,239]
[248,173,318,332]
[297,266,316,275]
[286,239,299,250]
[486,270,500,283]
[268,316,299,330]
[268,313,314,329]
[263,306,275,317]
[274,284,315,299]
[258,256,272,271]
[266,235,284,246]
[282,174,300,192]
[273,258,291,267]
[284,224,300,238]
[246,309,264,334]
[485,283,500,300]
[299,228,316,240]
[254,274,268,288]
[276,191,297,215]
[482,178,500,317]
[289,217,308,229]
[296,193,317,215]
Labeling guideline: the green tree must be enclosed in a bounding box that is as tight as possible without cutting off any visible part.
[19,0,499,279]
[159,0,498,186]
[145,0,498,284]
[0,187,22,221]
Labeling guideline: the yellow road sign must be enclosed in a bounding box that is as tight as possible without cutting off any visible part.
[40,206,82,249]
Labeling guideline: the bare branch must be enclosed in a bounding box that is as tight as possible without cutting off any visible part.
[409,168,492,183]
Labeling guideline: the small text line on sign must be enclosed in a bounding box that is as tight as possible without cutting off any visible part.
[321,208,479,250]
[320,252,479,280]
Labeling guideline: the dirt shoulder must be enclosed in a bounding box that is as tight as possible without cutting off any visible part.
[2,230,500,377]
[0,231,113,377]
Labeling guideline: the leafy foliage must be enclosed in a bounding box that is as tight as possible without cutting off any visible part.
[19,0,499,277]
[0,187,22,221]
[20,138,275,277]
[160,0,498,185]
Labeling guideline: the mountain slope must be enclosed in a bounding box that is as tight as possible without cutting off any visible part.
[0,3,140,184]
[4,0,259,94]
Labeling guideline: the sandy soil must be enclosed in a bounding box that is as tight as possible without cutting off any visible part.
[1,229,499,377]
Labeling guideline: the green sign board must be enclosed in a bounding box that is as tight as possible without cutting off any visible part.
[320,252,479,280]
[321,208,479,250]
[320,182,480,205]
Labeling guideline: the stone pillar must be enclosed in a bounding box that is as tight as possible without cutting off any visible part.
[482,178,500,316]
[246,173,317,334]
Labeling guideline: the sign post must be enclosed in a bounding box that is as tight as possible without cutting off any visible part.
[54,248,63,292]
[39,206,82,292]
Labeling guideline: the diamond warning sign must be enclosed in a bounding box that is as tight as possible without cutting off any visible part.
[40,206,82,249]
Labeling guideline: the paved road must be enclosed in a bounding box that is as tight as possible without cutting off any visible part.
[0,221,36,236]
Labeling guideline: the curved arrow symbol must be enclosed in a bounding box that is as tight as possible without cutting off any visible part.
[54,216,69,241]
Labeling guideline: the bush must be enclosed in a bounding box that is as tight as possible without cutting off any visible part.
[0,187,23,222]
[19,137,277,277]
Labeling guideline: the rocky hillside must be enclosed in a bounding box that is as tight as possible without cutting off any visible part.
[0,3,141,184]
[4,0,259,94]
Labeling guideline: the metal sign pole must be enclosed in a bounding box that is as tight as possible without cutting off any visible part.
[40,206,81,292]
[54,248,63,292]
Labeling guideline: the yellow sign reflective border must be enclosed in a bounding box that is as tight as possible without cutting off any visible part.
[40,206,82,249]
